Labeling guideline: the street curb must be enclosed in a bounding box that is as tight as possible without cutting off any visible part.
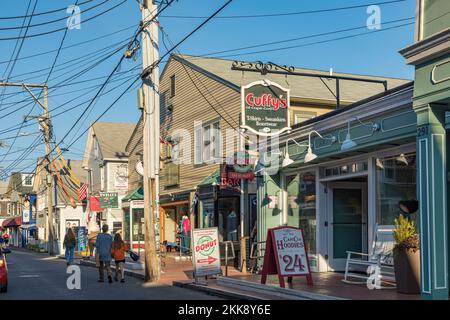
[172,281,261,300]
[78,259,145,280]
[216,276,345,300]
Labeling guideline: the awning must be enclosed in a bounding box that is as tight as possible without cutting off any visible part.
[198,169,220,186]
[20,224,37,230]
[122,187,144,202]
[2,216,22,228]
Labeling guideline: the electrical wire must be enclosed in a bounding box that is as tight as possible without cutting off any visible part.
[0,0,127,41]
[0,24,136,66]
[0,0,94,20]
[160,0,406,19]
[0,0,110,31]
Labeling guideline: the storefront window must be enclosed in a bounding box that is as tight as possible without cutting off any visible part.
[199,199,215,228]
[132,208,144,241]
[376,153,417,225]
[218,197,240,242]
[286,172,317,257]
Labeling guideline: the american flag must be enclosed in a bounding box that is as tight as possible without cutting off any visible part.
[78,183,89,202]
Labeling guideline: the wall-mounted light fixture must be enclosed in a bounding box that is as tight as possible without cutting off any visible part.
[304,130,337,164]
[341,116,380,151]
[282,138,308,168]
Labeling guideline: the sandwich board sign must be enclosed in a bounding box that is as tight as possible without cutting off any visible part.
[261,226,313,288]
[192,227,221,279]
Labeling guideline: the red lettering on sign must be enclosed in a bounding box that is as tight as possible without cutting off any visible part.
[245,93,287,111]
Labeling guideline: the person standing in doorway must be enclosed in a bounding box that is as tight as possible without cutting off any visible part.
[95,224,113,283]
[63,228,77,266]
[111,233,127,283]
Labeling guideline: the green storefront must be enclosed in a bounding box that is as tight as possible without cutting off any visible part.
[256,80,448,299]
[399,0,450,300]
[255,0,450,300]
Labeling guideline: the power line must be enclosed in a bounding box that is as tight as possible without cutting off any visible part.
[160,25,240,130]
[0,0,94,20]
[0,0,127,41]
[0,24,136,65]
[213,21,414,59]
[0,0,39,164]
[191,17,414,58]
[160,0,406,19]
[0,41,130,120]
[0,0,110,31]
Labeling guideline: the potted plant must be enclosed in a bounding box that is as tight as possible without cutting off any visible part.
[393,214,420,294]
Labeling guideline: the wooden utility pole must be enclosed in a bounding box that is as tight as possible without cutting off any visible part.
[1,82,54,255]
[141,0,161,282]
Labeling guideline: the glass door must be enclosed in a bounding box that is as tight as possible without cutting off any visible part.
[327,182,367,271]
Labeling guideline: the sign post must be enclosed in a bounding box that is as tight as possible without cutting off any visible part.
[261,226,313,288]
[192,227,221,284]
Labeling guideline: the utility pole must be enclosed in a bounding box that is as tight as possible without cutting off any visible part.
[140,0,161,282]
[0,82,54,255]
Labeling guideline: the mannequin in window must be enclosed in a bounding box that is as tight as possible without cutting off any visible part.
[226,210,238,242]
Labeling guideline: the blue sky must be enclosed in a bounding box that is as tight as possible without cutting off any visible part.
[0,0,416,177]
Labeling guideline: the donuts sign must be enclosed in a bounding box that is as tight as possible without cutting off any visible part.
[241,80,291,136]
[192,227,221,278]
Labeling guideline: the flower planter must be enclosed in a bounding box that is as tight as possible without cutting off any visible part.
[393,248,420,294]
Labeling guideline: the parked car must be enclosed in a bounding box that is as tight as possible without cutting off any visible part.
[0,247,10,293]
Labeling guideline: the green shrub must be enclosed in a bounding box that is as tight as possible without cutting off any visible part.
[394,214,420,252]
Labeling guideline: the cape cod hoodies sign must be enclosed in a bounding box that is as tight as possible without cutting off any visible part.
[241,80,291,136]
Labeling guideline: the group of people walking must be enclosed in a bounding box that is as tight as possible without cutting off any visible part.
[63,224,128,283]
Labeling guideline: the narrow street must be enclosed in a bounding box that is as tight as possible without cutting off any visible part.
[1,248,220,300]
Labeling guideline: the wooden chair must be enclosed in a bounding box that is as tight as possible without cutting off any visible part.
[342,225,396,289]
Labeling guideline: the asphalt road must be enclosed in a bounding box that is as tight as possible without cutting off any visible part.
[1,248,221,300]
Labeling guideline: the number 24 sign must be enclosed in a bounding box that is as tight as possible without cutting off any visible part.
[261,226,313,288]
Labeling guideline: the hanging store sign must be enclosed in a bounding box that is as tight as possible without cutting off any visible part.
[192,227,221,278]
[241,80,291,136]
[261,226,313,288]
[99,192,119,208]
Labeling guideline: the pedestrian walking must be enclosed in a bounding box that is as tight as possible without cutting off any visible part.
[111,233,127,283]
[2,232,9,247]
[88,230,98,260]
[95,224,113,283]
[63,228,77,265]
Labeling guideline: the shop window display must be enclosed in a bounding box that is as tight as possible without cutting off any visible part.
[286,172,316,256]
[218,197,240,242]
[200,199,215,228]
[376,153,417,225]
[132,209,144,241]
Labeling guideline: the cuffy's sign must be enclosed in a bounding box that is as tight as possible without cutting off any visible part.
[241,80,291,136]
